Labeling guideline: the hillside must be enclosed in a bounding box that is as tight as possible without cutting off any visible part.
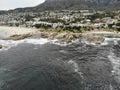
[0,0,120,13]
[34,0,120,10]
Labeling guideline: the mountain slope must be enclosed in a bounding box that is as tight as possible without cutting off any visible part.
[34,0,120,11]
[1,0,120,13]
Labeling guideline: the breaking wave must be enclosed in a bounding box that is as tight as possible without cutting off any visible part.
[0,38,81,51]
[82,38,120,46]
[0,38,53,51]
[1,36,120,52]
[68,60,83,78]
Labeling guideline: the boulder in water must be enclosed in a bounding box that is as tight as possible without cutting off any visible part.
[0,45,2,49]
[65,33,77,43]
[55,33,66,39]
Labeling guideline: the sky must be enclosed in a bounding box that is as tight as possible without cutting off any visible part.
[0,0,45,10]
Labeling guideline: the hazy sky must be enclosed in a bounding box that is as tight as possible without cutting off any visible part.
[0,0,45,10]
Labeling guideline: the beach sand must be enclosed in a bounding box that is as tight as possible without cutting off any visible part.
[0,26,38,37]
[82,31,119,35]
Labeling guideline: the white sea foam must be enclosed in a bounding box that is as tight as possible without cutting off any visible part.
[108,52,120,82]
[23,38,50,45]
[82,38,120,46]
[81,40,97,46]
[109,84,114,90]
[0,38,51,51]
[0,38,75,51]
[59,50,68,54]
[51,41,68,46]
[1,37,120,51]
[103,38,120,45]
[68,60,83,78]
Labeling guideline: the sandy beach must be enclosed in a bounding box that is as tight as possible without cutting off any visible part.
[0,26,38,36]
[82,30,120,35]
[0,26,119,37]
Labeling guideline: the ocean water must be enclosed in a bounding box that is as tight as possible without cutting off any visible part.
[0,34,120,90]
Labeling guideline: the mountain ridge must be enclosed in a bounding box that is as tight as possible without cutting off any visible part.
[33,0,120,11]
[0,0,120,13]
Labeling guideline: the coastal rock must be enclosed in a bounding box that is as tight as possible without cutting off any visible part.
[55,33,78,43]
[0,45,2,49]
[55,33,66,39]
[65,33,77,43]
[40,32,49,38]
[3,34,32,40]
[48,32,58,39]
[39,32,81,43]
[86,36,105,44]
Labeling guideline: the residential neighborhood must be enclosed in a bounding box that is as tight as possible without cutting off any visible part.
[0,10,120,32]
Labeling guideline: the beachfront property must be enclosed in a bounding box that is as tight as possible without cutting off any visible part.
[0,10,120,31]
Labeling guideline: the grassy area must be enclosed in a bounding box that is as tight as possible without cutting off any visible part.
[103,28,117,32]
[38,28,119,35]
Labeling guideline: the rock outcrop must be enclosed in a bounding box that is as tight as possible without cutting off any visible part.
[40,32,81,43]
[3,34,32,40]
[0,45,2,49]
[85,36,105,44]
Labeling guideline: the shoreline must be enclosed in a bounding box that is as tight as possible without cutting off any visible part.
[0,26,120,44]
[0,26,119,36]
[0,26,120,50]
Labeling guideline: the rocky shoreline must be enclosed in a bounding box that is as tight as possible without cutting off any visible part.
[1,31,106,43]
[39,32,82,43]
[3,34,32,40]
[32,31,115,44]
[0,30,120,50]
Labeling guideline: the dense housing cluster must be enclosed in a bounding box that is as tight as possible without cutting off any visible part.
[0,10,120,32]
